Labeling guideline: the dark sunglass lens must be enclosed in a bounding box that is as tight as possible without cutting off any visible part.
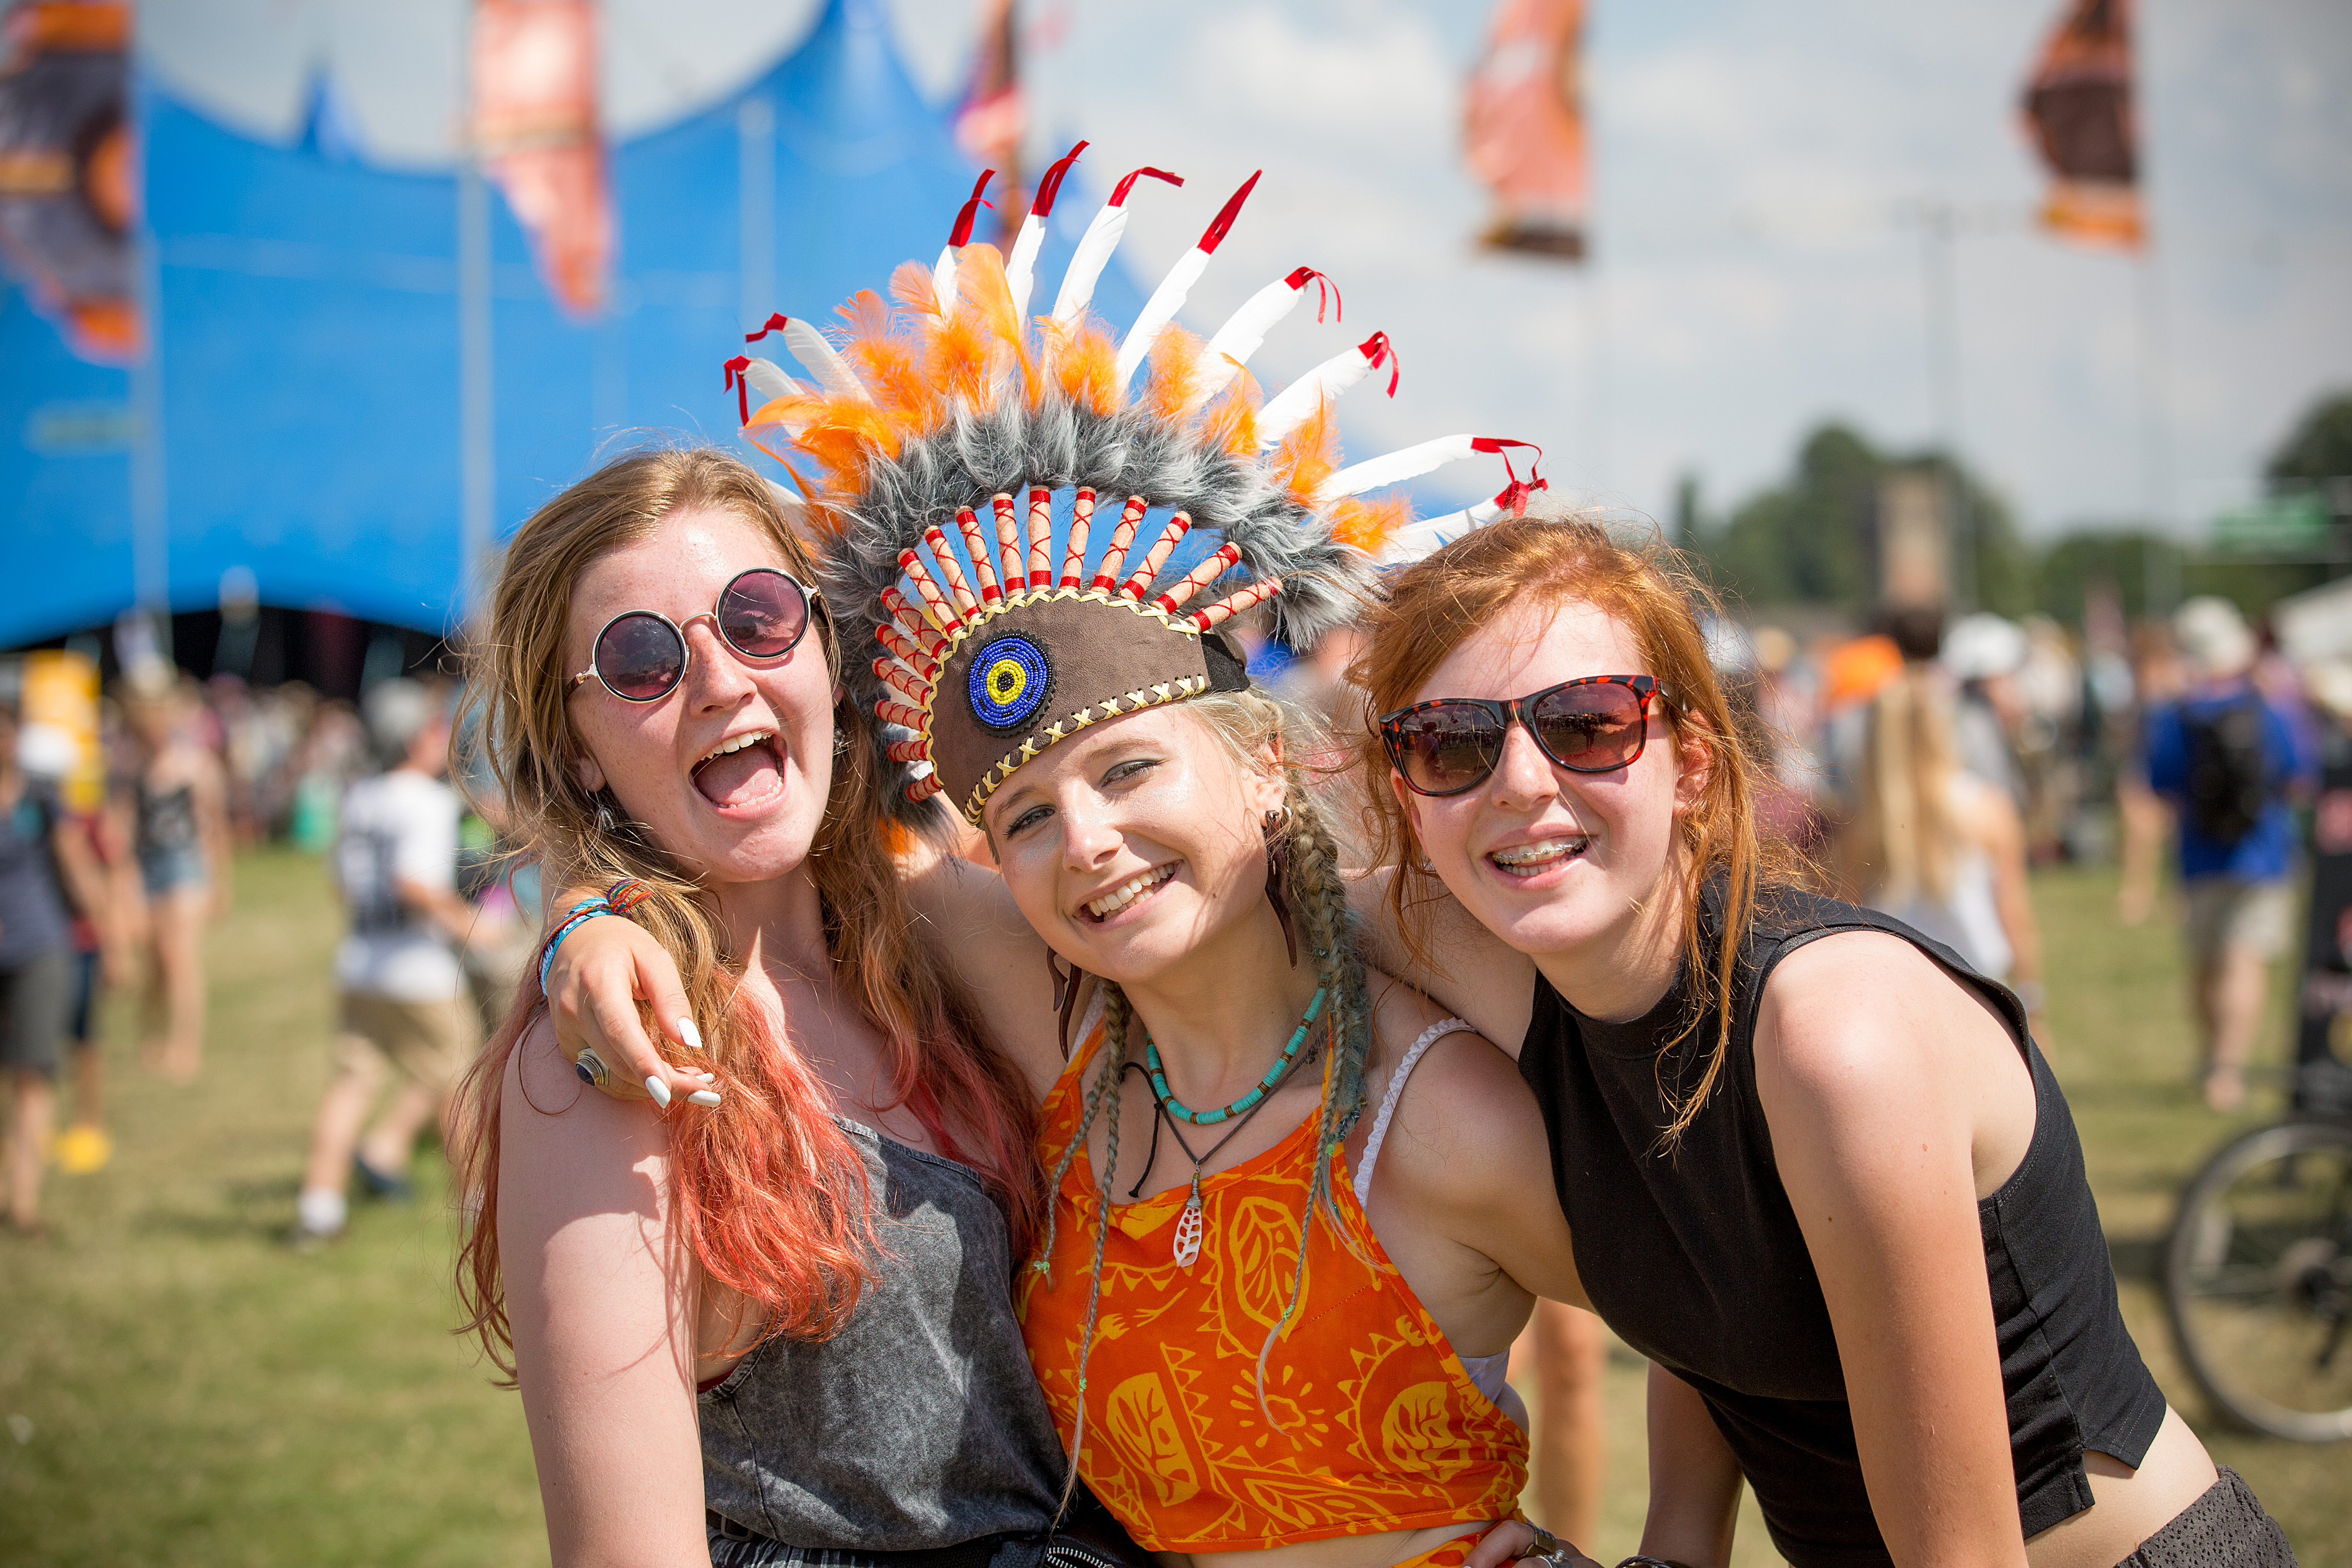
[718,570,809,658]
[1531,683,1645,770]
[1398,706,1504,793]
[597,614,687,701]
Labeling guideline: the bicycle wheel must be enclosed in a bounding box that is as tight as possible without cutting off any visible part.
[2163,1118,2352,1442]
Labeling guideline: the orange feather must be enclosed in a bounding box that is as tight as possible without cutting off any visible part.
[1267,398,1341,504]
[1141,325,1211,425]
[1041,315,1124,416]
[954,243,1039,407]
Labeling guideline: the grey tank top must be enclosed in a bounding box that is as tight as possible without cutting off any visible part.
[699,1118,1068,1550]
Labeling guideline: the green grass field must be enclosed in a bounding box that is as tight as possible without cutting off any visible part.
[1,849,2343,1565]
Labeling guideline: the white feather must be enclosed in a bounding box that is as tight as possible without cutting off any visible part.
[1005,214,1047,320]
[1114,246,1210,392]
[762,479,827,552]
[1255,342,1378,450]
[741,357,803,410]
[1375,497,1505,564]
[1190,273,1309,407]
[932,245,957,319]
[1052,201,1132,325]
[778,317,871,403]
[1312,434,1484,506]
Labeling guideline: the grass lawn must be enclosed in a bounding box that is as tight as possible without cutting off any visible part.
[1,849,2343,1564]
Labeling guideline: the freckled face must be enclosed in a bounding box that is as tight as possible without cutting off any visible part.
[1393,598,1698,964]
[983,706,1285,987]
[564,508,836,885]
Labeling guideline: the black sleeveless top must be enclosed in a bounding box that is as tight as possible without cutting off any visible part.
[1518,886,2166,1567]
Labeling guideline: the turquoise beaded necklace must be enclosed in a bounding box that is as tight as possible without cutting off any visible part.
[1142,987,1327,1126]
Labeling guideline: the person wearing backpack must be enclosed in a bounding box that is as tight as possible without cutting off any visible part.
[2142,597,2320,1112]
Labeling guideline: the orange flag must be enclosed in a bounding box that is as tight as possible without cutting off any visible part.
[1463,0,1587,261]
[0,2,136,362]
[2020,0,2141,249]
[471,0,609,317]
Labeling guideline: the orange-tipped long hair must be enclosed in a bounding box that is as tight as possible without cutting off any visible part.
[452,447,1043,1376]
[1349,506,1799,1145]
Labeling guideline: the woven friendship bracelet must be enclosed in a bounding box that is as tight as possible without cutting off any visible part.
[537,897,620,995]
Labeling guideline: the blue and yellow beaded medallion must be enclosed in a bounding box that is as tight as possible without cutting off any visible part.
[968,634,1051,731]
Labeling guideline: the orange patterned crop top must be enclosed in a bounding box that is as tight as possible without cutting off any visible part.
[1015,1024,1528,1554]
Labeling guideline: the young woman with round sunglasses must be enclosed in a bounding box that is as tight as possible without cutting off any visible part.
[451,448,1073,1567]
[1355,510,2287,1568]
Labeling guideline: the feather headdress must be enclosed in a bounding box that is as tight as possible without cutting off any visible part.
[728,148,1536,826]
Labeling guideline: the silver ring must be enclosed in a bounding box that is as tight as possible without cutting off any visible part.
[574,1046,612,1089]
[1514,1527,1565,1564]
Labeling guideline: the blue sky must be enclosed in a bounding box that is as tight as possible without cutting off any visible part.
[129,0,2352,539]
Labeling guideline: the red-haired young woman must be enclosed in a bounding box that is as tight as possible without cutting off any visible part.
[452,450,1068,1568]
[1355,506,2288,1568]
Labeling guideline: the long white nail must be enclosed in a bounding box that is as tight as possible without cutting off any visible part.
[677,1017,704,1053]
[644,1075,672,1108]
[687,1090,722,1108]
[696,1071,716,1083]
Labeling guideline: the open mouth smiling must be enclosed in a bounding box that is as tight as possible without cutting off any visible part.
[1082,863,1177,922]
[1487,835,1590,879]
[690,728,786,810]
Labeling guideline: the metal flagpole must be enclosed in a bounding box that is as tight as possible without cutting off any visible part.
[128,48,169,661]
[458,14,495,636]
[1916,196,1976,610]
[2134,248,2180,615]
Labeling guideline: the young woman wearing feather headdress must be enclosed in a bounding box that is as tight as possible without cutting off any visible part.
[539,163,1605,1568]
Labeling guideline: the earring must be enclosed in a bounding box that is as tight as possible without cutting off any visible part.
[1262,807,1299,969]
[833,730,851,756]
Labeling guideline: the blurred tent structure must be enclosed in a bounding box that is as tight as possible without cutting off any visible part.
[1,0,1139,650]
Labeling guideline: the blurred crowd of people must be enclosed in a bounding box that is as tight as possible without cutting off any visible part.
[0,666,533,1238]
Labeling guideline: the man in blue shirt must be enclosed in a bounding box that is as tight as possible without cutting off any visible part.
[2143,597,2321,1111]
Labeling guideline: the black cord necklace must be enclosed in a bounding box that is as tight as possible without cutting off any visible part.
[1115,1022,1327,1269]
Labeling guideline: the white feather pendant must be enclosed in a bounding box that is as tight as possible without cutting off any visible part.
[1007,142,1088,321]
[1375,497,1505,564]
[1004,216,1046,319]
[1256,334,1388,450]
[933,245,958,318]
[1052,165,1182,325]
[1052,203,1132,326]
[1190,268,1322,409]
[749,314,871,404]
[1112,171,1259,393]
[1312,434,1485,506]
[741,357,803,409]
[1114,246,1210,391]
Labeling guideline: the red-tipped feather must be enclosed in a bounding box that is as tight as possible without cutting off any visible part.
[923,527,983,618]
[1030,141,1088,218]
[1191,578,1281,631]
[1025,487,1054,587]
[1154,542,1241,613]
[956,508,1001,603]
[1110,166,1184,205]
[1119,513,1190,600]
[1060,489,1096,589]
[1090,496,1148,592]
[991,494,1025,589]
[1197,170,1262,254]
[948,170,995,248]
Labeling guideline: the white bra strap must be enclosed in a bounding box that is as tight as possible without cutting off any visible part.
[1352,1018,1476,1208]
